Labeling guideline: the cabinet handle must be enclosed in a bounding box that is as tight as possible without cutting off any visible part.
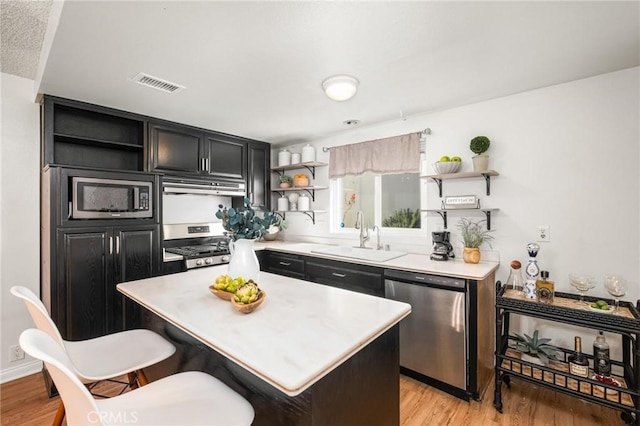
[332,272,347,278]
[201,158,205,171]
[279,262,291,266]
[109,237,113,255]
[115,236,120,254]
[205,158,210,171]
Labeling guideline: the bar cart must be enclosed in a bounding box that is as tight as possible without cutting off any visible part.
[494,281,640,425]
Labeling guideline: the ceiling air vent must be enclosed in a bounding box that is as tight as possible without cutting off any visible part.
[130,72,185,94]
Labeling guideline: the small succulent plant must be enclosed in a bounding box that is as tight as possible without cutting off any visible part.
[512,330,559,365]
[279,175,293,184]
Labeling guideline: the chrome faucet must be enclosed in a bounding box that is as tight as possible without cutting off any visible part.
[355,211,370,248]
[372,226,383,250]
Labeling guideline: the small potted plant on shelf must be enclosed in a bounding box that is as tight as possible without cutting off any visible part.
[512,330,559,366]
[279,175,293,188]
[470,135,490,172]
[457,218,494,264]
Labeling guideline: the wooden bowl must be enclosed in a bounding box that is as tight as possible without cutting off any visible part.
[209,285,235,301]
[231,291,266,314]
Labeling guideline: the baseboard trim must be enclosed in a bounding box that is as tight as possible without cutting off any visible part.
[0,361,43,384]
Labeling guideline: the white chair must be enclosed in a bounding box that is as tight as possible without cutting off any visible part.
[10,285,176,425]
[20,329,255,426]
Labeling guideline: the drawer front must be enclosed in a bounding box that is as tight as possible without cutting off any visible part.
[265,252,305,275]
[305,260,383,296]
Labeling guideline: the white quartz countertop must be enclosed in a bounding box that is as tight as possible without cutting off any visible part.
[255,241,499,280]
[117,266,411,396]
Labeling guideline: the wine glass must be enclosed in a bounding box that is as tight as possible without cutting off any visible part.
[569,274,596,307]
[604,275,626,314]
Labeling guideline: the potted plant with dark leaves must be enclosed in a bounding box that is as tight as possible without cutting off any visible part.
[512,330,559,366]
[457,218,494,264]
[470,135,490,172]
[216,197,282,279]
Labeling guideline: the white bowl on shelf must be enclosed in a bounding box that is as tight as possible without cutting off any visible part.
[432,161,461,174]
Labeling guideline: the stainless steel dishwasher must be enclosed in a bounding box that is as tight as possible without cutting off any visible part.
[384,269,468,396]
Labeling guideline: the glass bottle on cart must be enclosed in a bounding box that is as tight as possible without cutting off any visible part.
[524,243,540,299]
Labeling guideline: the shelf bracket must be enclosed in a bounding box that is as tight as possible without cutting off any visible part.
[302,165,317,179]
[482,173,492,196]
[274,211,317,225]
[433,210,448,229]
[301,211,316,224]
[433,178,443,197]
[303,188,316,201]
[484,210,492,230]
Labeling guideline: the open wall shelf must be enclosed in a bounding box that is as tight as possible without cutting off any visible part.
[422,208,499,230]
[422,170,499,197]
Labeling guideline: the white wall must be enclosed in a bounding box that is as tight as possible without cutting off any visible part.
[0,73,42,382]
[280,68,639,357]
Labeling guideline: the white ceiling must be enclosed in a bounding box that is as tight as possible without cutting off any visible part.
[34,1,639,145]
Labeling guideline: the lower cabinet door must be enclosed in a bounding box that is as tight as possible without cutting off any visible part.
[114,225,159,330]
[57,228,112,341]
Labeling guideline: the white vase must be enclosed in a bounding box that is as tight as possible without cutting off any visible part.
[472,154,489,172]
[227,239,260,281]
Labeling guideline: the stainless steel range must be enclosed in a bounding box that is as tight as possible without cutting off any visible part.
[163,223,230,270]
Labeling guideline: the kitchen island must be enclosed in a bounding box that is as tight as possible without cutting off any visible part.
[118,266,411,426]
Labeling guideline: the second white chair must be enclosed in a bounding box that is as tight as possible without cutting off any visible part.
[20,328,255,425]
[10,285,176,425]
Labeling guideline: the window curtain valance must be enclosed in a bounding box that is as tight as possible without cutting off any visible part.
[328,132,420,179]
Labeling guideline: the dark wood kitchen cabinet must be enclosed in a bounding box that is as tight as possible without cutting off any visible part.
[54,225,159,341]
[148,121,204,174]
[261,251,305,279]
[247,141,270,208]
[305,258,384,297]
[41,96,146,171]
[149,121,249,182]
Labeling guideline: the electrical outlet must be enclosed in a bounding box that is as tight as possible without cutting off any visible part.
[9,344,25,362]
[537,225,550,242]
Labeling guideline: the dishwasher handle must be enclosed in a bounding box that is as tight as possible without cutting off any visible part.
[384,269,466,290]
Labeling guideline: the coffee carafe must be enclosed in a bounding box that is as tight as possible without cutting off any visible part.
[430,231,455,261]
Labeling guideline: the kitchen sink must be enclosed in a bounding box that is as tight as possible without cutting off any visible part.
[310,246,407,262]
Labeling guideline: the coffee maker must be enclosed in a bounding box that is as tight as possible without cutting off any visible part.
[430,231,454,261]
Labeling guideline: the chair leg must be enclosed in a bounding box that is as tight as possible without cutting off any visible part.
[127,372,139,390]
[136,369,149,386]
[52,401,65,426]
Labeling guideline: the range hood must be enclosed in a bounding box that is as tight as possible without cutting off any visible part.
[163,177,246,197]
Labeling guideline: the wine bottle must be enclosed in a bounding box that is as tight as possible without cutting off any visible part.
[593,331,611,376]
[568,336,589,378]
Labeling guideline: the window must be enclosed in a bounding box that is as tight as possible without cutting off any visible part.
[332,172,423,232]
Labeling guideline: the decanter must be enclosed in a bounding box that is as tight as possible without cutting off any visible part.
[524,243,540,300]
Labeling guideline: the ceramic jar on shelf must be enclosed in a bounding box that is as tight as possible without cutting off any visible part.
[278,148,291,167]
[301,144,316,163]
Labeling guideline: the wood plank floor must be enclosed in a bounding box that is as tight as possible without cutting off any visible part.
[1,372,625,425]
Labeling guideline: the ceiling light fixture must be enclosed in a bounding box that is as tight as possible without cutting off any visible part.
[322,75,359,101]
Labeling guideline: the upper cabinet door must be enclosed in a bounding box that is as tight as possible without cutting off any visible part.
[205,133,247,181]
[149,122,204,174]
[247,142,270,208]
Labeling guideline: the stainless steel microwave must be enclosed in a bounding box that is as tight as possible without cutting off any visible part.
[71,177,152,219]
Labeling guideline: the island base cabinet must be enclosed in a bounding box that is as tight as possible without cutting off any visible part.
[139,306,400,426]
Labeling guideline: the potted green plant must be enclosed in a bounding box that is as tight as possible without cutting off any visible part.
[456,218,494,264]
[470,135,490,172]
[512,330,559,366]
[216,197,283,279]
[279,175,293,188]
